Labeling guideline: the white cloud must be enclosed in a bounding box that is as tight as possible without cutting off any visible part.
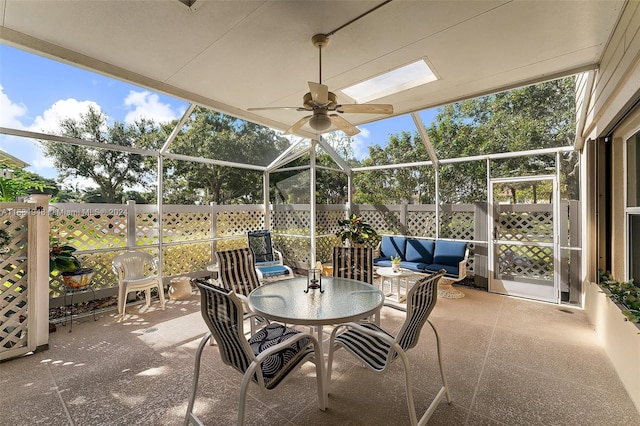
[351,127,371,160]
[0,84,28,128]
[123,90,179,124]
[28,99,102,134]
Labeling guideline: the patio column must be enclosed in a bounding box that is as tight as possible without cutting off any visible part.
[310,141,317,265]
[27,194,50,349]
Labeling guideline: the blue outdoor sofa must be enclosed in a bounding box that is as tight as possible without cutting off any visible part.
[374,235,469,281]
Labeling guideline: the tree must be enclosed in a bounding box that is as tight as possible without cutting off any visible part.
[0,167,58,202]
[354,131,432,204]
[428,77,576,203]
[354,77,576,204]
[40,106,154,203]
[157,107,290,205]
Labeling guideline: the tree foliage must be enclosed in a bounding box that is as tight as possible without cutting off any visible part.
[40,106,154,203]
[158,107,290,205]
[354,131,433,204]
[354,77,576,204]
[0,167,57,202]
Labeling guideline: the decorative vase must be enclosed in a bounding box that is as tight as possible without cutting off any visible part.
[392,263,401,272]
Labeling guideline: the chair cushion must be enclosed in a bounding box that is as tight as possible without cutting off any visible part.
[405,239,435,264]
[257,265,290,278]
[334,323,396,371]
[433,241,467,266]
[248,324,313,389]
[425,263,459,278]
[380,236,407,259]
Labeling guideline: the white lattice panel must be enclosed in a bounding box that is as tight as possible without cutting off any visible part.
[497,211,553,242]
[440,211,475,240]
[163,212,211,242]
[163,242,212,275]
[217,211,264,236]
[273,210,310,232]
[51,213,128,250]
[498,244,553,280]
[136,213,159,245]
[0,208,29,354]
[407,211,437,237]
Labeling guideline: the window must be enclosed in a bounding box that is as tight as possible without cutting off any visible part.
[627,132,640,207]
[627,130,640,283]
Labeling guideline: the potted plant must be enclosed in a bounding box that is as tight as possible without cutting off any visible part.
[49,238,94,288]
[336,213,379,248]
[391,255,402,272]
[598,270,640,323]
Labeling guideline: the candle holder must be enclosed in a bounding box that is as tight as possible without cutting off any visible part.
[305,268,324,293]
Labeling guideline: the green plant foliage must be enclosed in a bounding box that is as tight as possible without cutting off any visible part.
[599,270,640,323]
[49,244,82,273]
[336,213,378,248]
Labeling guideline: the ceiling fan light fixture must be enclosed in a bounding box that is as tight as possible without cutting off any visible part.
[309,114,332,131]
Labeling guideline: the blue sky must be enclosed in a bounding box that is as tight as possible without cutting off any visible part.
[0,44,437,185]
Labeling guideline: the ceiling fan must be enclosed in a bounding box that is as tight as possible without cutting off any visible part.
[248,34,394,137]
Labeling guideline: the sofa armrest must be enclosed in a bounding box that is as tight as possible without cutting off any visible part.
[456,247,469,280]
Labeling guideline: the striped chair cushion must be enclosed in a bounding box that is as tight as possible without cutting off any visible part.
[333,271,443,370]
[216,248,262,296]
[332,246,374,284]
[333,323,396,371]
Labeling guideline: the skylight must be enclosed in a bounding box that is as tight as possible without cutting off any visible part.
[342,59,437,103]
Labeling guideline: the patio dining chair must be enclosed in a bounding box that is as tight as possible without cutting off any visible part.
[185,281,326,426]
[247,230,293,281]
[112,250,165,319]
[327,269,450,426]
[216,247,265,333]
[332,246,374,284]
[332,246,377,323]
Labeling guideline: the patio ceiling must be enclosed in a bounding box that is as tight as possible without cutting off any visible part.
[0,0,626,139]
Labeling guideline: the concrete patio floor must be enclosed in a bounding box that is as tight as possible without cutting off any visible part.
[2,284,639,425]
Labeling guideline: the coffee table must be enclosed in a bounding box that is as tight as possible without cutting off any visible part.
[376,267,417,302]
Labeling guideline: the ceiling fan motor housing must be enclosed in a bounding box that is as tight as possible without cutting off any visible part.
[309,113,332,131]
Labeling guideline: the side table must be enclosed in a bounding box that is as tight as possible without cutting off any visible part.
[63,284,97,332]
[376,267,417,302]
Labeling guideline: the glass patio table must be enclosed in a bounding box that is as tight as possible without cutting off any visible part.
[248,276,384,349]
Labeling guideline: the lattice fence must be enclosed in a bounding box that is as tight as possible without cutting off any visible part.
[495,204,554,280]
[47,202,484,304]
[0,205,31,356]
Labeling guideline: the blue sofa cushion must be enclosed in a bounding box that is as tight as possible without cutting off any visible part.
[374,259,392,267]
[425,263,459,278]
[405,239,435,264]
[401,261,429,272]
[433,240,467,266]
[380,236,407,259]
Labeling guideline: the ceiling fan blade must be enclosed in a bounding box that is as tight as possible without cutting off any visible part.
[248,106,310,112]
[308,82,329,104]
[330,114,360,136]
[284,115,312,135]
[336,104,394,114]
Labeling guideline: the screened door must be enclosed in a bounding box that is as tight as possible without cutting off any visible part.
[489,176,559,303]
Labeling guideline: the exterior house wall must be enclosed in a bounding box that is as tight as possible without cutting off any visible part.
[583,1,640,413]
[583,1,640,140]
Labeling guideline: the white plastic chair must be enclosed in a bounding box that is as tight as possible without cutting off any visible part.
[112,250,166,319]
